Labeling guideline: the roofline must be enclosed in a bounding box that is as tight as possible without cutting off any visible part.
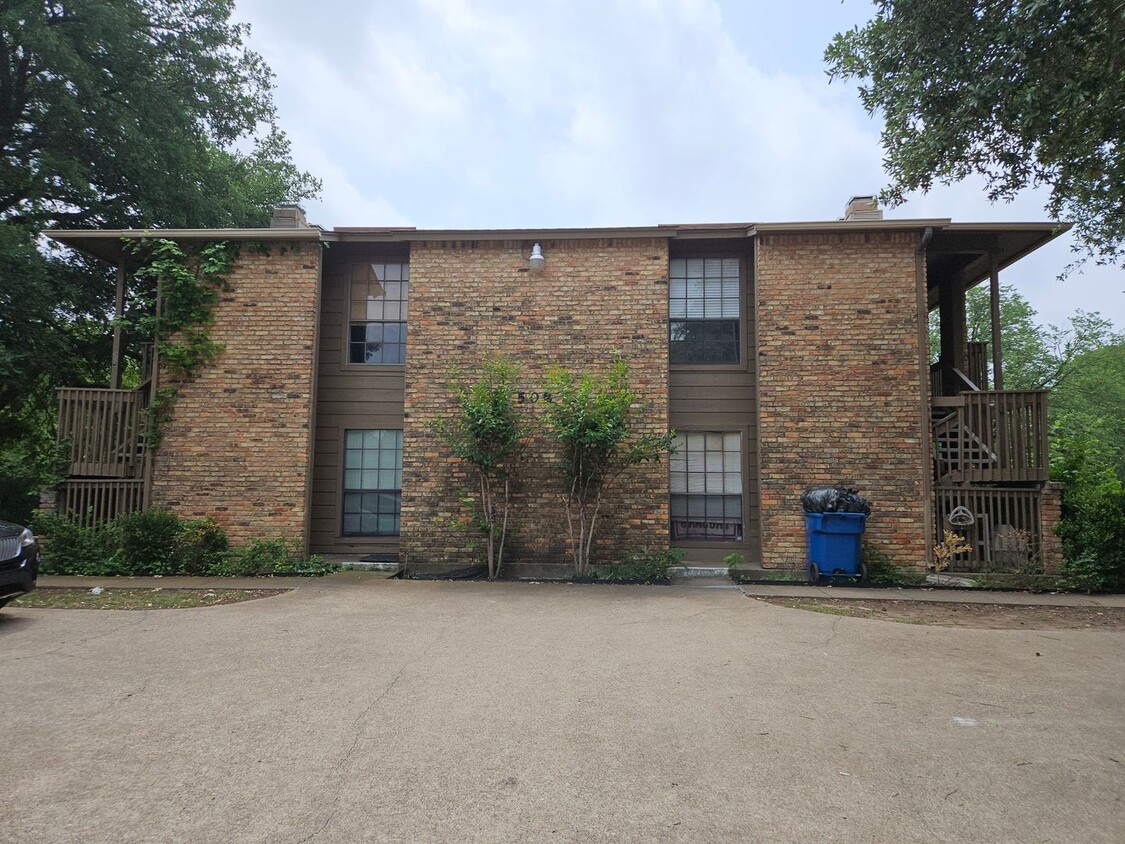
[46,218,1072,265]
[749,218,951,234]
[50,227,322,243]
[325,225,678,242]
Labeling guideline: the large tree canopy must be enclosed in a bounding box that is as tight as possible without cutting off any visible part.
[1,0,319,229]
[827,0,1125,268]
[0,0,321,519]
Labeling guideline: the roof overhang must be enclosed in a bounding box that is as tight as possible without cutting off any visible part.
[48,218,1070,283]
[924,222,1071,309]
[48,227,323,266]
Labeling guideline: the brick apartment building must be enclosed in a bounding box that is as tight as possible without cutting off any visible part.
[50,199,1066,575]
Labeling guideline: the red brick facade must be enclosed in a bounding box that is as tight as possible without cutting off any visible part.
[150,241,321,547]
[399,238,670,572]
[755,231,929,568]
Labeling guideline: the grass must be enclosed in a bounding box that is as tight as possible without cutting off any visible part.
[11,587,288,610]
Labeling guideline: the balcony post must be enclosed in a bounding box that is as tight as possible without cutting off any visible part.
[989,251,1004,391]
[110,261,126,389]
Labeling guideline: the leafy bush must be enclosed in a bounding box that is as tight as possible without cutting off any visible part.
[116,508,185,575]
[33,511,120,576]
[178,518,230,575]
[1054,433,1125,591]
[580,548,683,584]
[31,510,332,578]
[210,537,337,577]
[862,542,926,587]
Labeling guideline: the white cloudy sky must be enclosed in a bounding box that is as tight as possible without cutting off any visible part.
[235,0,1123,328]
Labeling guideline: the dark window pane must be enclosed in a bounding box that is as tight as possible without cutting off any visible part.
[670,320,739,364]
[342,429,403,536]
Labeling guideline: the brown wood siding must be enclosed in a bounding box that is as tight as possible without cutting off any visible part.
[310,250,406,556]
[668,250,761,564]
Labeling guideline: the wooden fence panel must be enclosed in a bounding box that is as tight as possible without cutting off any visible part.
[934,486,1043,571]
[59,480,146,526]
[57,388,145,479]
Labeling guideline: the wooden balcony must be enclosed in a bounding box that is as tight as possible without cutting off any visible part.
[58,387,147,478]
[56,387,150,522]
[932,390,1049,484]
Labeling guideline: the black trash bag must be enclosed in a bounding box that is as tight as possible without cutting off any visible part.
[835,487,871,515]
[801,485,872,515]
[801,485,840,513]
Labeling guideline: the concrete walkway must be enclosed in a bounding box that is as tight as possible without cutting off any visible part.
[38,572,1125,607]
[3,573,1122,843]
[737,582,1125,607]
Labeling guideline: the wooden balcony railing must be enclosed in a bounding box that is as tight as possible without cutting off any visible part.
[934,486,1042,571]
[59,479,146,526]
[933,390,1049,483]
[57,387,147,479]
[966,341,989,391]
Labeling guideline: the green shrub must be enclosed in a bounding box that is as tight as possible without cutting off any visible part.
[178,517,230,575]
[210,537,337,577]
[31,510,331,578]
[1054,437,1125,591]
[116,508,184,575]
[580,548,683,583]
[32,511,120,575]
[862,542,926,587]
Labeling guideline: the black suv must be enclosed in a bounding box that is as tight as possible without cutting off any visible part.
[0,519,40,608]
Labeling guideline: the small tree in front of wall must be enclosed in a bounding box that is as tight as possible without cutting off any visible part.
[544,359,675,576]
[438,358,524,580]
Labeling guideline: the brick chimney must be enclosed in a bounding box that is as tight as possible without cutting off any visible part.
[269,203,309,229]
[842,195,883,221]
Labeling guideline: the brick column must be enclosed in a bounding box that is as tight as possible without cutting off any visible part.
[755,231,929,569]
[150,240,321,549]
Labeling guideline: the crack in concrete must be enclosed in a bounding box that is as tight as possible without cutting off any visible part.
[0,611,147,663]
[292,612,461,844]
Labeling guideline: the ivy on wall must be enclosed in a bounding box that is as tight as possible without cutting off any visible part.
[125,238,240,449]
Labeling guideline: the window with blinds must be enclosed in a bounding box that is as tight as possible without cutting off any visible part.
[669,257,740,364]
[669,431,743,541]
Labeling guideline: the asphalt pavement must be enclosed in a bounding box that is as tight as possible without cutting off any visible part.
[2,572,1122,843]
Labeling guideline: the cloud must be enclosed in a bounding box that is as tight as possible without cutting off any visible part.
[233,0,1122,325]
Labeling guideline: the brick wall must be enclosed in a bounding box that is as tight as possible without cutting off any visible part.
[756,230,928,569]
[151,241,320,548]
[1040,481,1063,573]
[400,238,669,572]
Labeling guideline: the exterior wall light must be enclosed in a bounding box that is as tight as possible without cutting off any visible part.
[529,243,545,272]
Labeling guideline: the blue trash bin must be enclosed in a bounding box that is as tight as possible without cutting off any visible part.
[804,512,867,583]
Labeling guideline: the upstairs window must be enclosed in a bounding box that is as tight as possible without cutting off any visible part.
[670,432,743,542]
[349,261,409,365]
[669,257,740,364]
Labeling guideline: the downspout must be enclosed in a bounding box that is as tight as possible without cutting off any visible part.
[916,227,934,571]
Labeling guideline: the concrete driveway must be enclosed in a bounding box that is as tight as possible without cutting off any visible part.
[1,574,1122,843]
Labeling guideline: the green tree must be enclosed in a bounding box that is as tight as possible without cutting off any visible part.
[438,359,525,580]
[827,0,1125,268]
[1,0,319,230]
[544,360,674,575]
[955,283,1120,390]
[0,0,320,518]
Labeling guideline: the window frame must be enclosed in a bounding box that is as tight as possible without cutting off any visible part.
[668,429,747,545]
[667,424,753,552]
[668,252,749,372]
[342,259,410,371]
[340,428,403,538]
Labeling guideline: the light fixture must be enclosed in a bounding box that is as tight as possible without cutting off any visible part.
[528,242,545,272]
